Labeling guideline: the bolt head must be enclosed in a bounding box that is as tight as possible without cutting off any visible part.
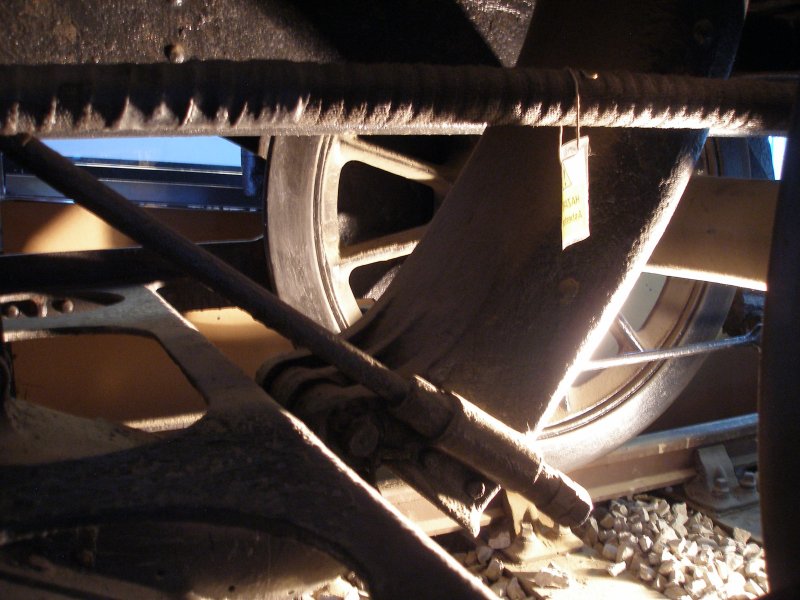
[712,476,730,497]
[344,417,380,458]
[739,471,758,490]
[558,278,580,305]
[693,19,715,46]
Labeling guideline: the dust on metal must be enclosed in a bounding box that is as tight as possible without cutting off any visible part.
[0,62,794,138]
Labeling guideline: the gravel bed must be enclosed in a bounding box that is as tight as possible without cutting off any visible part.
[297,496,769,600]
[576,495,768,600]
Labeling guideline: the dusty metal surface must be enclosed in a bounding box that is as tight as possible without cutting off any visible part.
[107,410,764,538]
[285,0,748,449]
[394,376,592,527]
[261,369,505,536]
[0,285,494,599]
[0,0,529,68]
[0,521,341,600]
[0,62,793,138]
[0,0,785,595]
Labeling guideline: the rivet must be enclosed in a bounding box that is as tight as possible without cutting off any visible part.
[165,43,186,64]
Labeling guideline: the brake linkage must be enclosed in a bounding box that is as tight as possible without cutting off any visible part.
[0,133,592,528]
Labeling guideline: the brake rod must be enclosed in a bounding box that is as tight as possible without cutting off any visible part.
[0,134,591,526]
[0,62,795,138]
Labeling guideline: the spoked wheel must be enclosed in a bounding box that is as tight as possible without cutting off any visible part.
[267,136,746,470]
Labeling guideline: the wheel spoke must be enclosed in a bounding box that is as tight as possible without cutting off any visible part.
[335,225,427,274]
[610,313,646,353]
[337,137,452,197]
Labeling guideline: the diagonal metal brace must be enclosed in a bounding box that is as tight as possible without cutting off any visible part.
[393,377,592,527]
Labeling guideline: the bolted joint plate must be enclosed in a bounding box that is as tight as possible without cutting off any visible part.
[684,444,759,512]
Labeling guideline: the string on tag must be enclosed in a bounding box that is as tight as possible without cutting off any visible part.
[559,68,582,148]
[559,68,592,250]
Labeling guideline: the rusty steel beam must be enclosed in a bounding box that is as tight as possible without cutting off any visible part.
[0,62,794,138]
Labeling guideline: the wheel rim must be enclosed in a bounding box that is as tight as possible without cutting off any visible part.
[307,135,454,329]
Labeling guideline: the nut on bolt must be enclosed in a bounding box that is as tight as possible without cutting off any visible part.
[54,298,74,313]
[712,475,730,497]
[739,471,758,490]
[558,278,580,305]
[343,416,380,458]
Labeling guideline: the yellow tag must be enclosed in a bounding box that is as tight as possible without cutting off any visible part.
[560,135,590,249]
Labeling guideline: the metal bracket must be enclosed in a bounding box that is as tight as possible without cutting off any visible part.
[683,444,758,513]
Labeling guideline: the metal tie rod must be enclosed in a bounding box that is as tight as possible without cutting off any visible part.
[0,62,795,137]
[581,327,761,371]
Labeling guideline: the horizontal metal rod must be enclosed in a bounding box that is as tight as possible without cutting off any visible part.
[581,328,761,371]
[0,61,794,138]
[0,134,411,404]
